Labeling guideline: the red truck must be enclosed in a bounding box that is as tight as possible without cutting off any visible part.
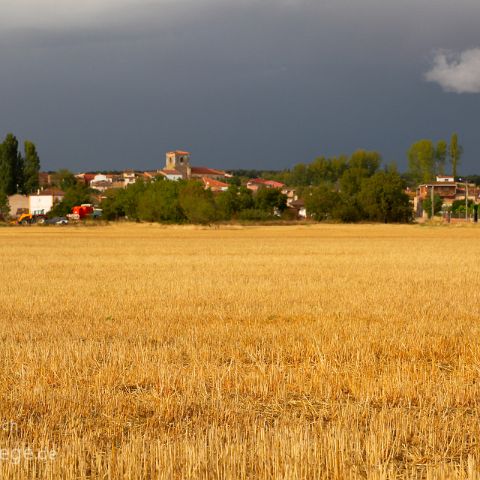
[72,204,94,219]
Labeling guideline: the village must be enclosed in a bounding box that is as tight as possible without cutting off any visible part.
[5,150,307,223]
[4,149,480,224]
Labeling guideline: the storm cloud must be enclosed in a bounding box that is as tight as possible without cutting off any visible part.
[1,0,480,172]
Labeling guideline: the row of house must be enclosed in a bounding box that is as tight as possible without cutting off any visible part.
[74,151,233,192]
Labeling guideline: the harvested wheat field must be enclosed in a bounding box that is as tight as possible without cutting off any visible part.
[0,223,480,479]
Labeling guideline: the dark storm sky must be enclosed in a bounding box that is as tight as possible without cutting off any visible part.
[1,0,479,172]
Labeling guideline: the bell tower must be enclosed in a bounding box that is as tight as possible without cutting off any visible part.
[165,151,191,179]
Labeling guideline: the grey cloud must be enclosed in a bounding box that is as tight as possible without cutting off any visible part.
[425,49,480,94]
[1,0,480,172]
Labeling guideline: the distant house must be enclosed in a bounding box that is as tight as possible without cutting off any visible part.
[89,175,112,192]
[29,189,65,214]
[246,178,285,192]
[415,176,479,217]
[123,170,137,186]
[202,177,229,192]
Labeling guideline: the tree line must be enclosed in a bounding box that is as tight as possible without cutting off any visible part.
[242,133,463,189]
[299,151,412,223]
[100,179,288,224]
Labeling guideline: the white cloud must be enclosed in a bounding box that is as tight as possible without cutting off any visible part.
[425,48,480,94]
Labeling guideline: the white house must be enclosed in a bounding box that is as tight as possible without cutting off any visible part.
[123,170,137,186]
[29,189,65,214]
[436,175,455,183]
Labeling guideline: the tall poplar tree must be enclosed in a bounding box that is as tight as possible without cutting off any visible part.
[23,141,41,194]
[449,133,463,178]
[0,134,21,195]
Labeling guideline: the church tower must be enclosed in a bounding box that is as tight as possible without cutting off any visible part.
[165,151,191,179]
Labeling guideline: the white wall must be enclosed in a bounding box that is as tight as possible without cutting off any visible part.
[29,195,64,214]
[92,174,110,183]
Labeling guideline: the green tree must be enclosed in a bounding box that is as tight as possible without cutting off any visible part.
[115,179,148,220]
[435,140,447,176]
[340,150,381,197]
[408,140,435,184]
[215,186,239,220]
[307,156,348,185]
[23,141,41,194]
[254,188,287,214]
[100,189,126,221]
[358,168,412,223]
[449,133,463,178]
[451,199,474,216]
[304,185,340,221]
[422,194,443,218]
[349,150,381,176]
[179,181,217,224]
[290,163,310,186]
[137,179,184,223]
[215,185,254,220]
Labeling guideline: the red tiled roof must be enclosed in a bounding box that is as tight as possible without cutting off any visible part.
[247,178,285,188]
[191,166,226,175]
[202,177,229,188]
[264,180,285,188]
[160,169,182,175]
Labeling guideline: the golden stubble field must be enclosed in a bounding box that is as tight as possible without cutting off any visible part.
[0,223,480,479]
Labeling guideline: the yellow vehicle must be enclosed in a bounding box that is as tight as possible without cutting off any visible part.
[16,210,46,225]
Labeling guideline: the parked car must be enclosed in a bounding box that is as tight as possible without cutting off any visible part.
[46,217,69,225]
